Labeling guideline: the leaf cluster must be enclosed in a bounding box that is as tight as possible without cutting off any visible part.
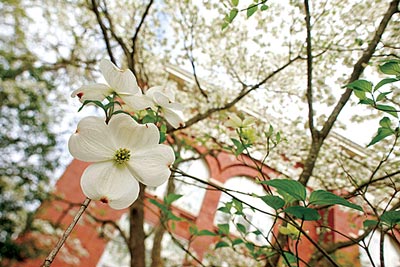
[346,60,400,146]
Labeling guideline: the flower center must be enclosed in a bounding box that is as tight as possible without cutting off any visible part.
[114,148,131,164]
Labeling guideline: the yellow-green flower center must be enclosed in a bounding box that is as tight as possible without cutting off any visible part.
[114,148,131,164]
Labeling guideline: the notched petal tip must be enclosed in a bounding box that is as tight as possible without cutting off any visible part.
[100,197,109,204]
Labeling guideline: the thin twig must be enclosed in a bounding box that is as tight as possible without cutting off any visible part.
[42,198,91,267]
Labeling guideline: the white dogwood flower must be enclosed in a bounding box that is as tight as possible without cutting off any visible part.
[225,113,256,128]
[145,86,185,128]
[71,59,152,111]
[68,113,175,209]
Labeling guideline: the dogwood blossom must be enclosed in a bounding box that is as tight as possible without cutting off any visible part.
[71,59,152,111]
[225,113,256,128]
[145,86,185,128]
[68,113,175,209]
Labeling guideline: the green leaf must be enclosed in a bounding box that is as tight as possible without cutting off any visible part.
[368,127,394,146]
[266,125,274,137]
[260,195,285,210]
[232,0,239,7]
[78,100,106,113]
[367,117,395,146]
[215,241,230,249]
[252,229,262,235]
[142,114,157,124]
[166,211,183,221]
[189,225,198,235]
[231,138,245,155]
[284,206,321,221]
[232,238,244,246]
[236,223,247,234]
[354,90,367,101]
[232,198,244,214]
[374,77,399,91]
[363,219,378,228]
[358,98,374,105]
[380,210,400,227]
[282,251,298,267]
[261,4,269,11]
[247,4,258,18]
[198,229,217,236]
[164,193,183,205]
[379,116,392,128]
[218,206,231,214]
[263,179,307,202]
[245,242,255,252]
[376,104,398,118]
[346,79,373,93]
[221,22,229,31]
[159,122,167,143]
[218,223,230,235]
[149,199,168,213]
[379,60,400,76]
[227,8,238,23]
[149,199,183,221]
[376,91,392,102]
[276,132,281,143]
[309,190,363,211]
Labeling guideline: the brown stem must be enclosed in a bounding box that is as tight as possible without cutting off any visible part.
[42,198,91,267]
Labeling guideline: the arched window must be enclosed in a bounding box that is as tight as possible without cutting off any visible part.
[359,231,400,267]
[147,149,209,216]
[214,176,274,244]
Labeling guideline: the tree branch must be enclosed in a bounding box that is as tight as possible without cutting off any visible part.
[304,0,316,137]
[42,198,91,267]
[169,55,301,133]
[130,0,154,73]
[89,0,116,64]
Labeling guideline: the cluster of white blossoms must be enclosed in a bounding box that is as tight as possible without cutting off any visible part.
[68,59,184,209]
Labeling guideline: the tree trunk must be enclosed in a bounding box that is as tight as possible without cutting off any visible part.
[150,225,166,267]
[129,183,146,267]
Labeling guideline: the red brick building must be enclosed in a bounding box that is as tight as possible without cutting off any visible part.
[17,147,396,267]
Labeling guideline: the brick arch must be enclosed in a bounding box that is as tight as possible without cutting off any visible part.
[18,149,281,266]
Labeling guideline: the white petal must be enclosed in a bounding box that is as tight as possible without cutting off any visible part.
[81,161,139,210]
[163,107,185,129]
[145,86,162,97]
[71,83,112,102]
[225,114,242,128]
[68,116,116,162]
[152,91,171,106]
[242,117,256,127]
[147,86,175,102]
[122,94,154,111]
[107,113,160,150]
[100,59,141,96]
[127,145,175,187]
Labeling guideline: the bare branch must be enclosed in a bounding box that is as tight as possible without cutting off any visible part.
[131,0,153,54]
[89,0,116,64]
[304,0,316,137]
[169,55,301,133]
[42,198,91,267]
